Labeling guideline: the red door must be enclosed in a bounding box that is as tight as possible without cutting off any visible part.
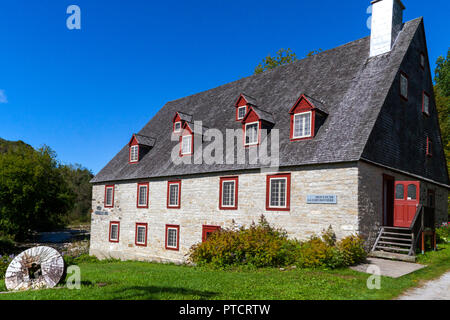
[394,181,420,228]
[202,225,221,242]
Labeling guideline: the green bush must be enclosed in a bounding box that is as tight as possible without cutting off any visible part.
[436,224,450,243]
[0,236,15,255]
[0,254,14,280]
[189,218,367,269]
[189,216,300,268]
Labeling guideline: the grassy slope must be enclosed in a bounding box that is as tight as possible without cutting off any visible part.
[1,243,449,300]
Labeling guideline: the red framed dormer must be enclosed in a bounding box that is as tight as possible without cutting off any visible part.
[172,111,193,133]
[235,94,248,121]
[289,94,328,141]
[179,122,194,156]
[128,135,140,163]
[241,106,274,147]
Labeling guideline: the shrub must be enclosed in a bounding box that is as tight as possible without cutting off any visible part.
[189,216,300,268]
[337,235,367,266]
[436,224,450,243]
[0,254,14,280]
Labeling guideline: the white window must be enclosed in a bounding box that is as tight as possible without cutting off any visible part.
[269,178,287,208]
[221,180,235,207]
[174,121,181,132]
[237,106,247,120]
[105,186,114,207]
[138,184,148,207]
[293,112,312,138]
[245,122,259,146]
[109,223,119,242]
[136,225,147,245]
[166,227,178,249]
[400,73,408,99]
[130,145,139,162]
[423,93,430,114]
[181,135,192,155]
[168,183,179,207]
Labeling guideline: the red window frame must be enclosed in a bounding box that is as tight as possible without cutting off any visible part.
[399,71,408,101]
[167,180,181,208]
[104,185,115,208]
[165,224,180,251]
[219,176,238,210]
[202,225,221,242]
[109,221,120,243]
[137,182,149,208]
[426,137,432,157]
[266,173,291,211]
[290,111,315,141]
[235,94,249,121]
[288,94,317,142]
[422,91,430,116]
[135,223,148,246]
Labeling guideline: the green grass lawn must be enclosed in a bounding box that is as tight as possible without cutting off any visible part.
[1,243,449,300]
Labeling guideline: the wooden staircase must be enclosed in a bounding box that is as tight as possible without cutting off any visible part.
[370,227,416,262]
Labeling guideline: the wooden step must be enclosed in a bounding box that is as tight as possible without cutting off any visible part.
[369,251,416,262]
[379,236,412,242]
[377,241,412,247]
[375,246,410,253]
[383,226,410,231]
[382,231,412,237]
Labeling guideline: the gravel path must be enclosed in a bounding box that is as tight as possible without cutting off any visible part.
[397,271,450,300]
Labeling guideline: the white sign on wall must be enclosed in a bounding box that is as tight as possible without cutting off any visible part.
[307,194,337,204]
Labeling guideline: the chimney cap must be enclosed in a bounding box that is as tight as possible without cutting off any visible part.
[371,0,405,10]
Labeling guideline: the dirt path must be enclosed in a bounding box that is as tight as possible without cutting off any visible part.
[396,271,450,300]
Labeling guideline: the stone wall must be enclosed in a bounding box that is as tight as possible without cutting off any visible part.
[89,162,360,263]
[358,160,448,248]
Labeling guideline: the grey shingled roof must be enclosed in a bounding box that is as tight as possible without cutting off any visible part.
[133,134,155,148]
[92,18,432,184]
[240,93,258,106]
[247,106,275,124]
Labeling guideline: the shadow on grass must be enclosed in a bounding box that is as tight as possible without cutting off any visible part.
[111,286,218,300]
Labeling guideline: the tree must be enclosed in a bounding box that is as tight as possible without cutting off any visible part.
[0,144,74,240]
[59,164,94,224]
[254,48,298,74]
[433,48,450,216]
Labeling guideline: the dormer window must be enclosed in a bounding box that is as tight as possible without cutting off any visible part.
[289,94,327,141]
[181,135,192,155]
[129,145,139,163]
[292,112,312,139]
[174,121,182,132]
[237,106,247,120]
[245,122,259,146]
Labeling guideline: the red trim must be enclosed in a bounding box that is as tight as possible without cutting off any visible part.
[137,182,149,208]
[179,123,194,156]
[236,105,247,121]
[128,136,140,164]
[165,224,180,250]
[422,91,430,116]
[426,137,432,157]
[167,180,181,208]
[202,225,221,242]
[104,185,115,208]
[109,221,120,243]
[399,71,408,101]
[135,223,148,246]
[219,176,238,210]
[288,94,315,114]
[265,173,291,211]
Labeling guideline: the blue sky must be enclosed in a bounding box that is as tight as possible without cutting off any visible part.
[0,0,448,174]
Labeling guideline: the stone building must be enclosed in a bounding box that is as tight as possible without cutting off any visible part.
[90,0,449,263]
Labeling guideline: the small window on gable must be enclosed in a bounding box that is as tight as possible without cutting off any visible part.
[422,92,430,115]
[293,112,312,139]
[426,137,432,157]
[400,72,408,100]
[137,182,149,208]
[105,185,114,208]
[420,52,425,69]
[237,106,247,120]
[245,122,259,146]
[165,224,179,250]
[109,221,120,242]
[174,121,181,132]
[130,145,139,163]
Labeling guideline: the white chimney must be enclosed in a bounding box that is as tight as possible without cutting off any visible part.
[370,0,405,57]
